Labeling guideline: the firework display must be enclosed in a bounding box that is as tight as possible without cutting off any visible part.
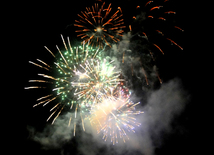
[25,35,101,133]
[75,1,125,48]
[25,0,183,145]
[89,86,143,145]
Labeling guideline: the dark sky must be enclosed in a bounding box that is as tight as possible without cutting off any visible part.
[21,0,193,155]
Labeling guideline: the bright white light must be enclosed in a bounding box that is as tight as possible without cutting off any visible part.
[96,27,102,32]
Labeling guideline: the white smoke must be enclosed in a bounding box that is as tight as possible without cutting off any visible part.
[27,78,188,155]
[27,112,75,149]
[133,78,188,155]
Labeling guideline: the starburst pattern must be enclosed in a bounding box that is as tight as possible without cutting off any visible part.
[75,2,125,48]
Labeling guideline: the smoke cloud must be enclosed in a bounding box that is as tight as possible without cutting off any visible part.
[134,78,188,155]
[27,113,75,149]
[27,78,188,155]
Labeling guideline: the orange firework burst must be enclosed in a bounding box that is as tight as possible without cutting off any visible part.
[130,0,184,55]
[75,2,125,49]
[125,0,183,84]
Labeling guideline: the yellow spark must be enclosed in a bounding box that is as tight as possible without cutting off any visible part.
[43,94,60,107]
[74,122,76,136]
[51,105,64,124]
[33,98,50,107]
[36,59,51,68]
[38,74,56,80]
[56,45,69,66]
[37,94,53,101]
[29,61,49,71]
[50,103,60,111]
[68,116,72,127]
[47,108,58,122]
[81,114,85,131]
[24,86,45,89]
[44,46,55,58]
[29,80,50,83]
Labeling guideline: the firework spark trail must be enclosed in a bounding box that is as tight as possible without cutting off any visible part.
[166,38,183,50]
[75,2,125,48]
[174,26,184,32]
[28,61,50,71]
[88,86,144,145]
[153,44,164,55]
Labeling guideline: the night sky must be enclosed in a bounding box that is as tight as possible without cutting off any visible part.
[21,0,193,155]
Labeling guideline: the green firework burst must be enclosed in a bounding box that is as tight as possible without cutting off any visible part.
[25,35,122,135]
